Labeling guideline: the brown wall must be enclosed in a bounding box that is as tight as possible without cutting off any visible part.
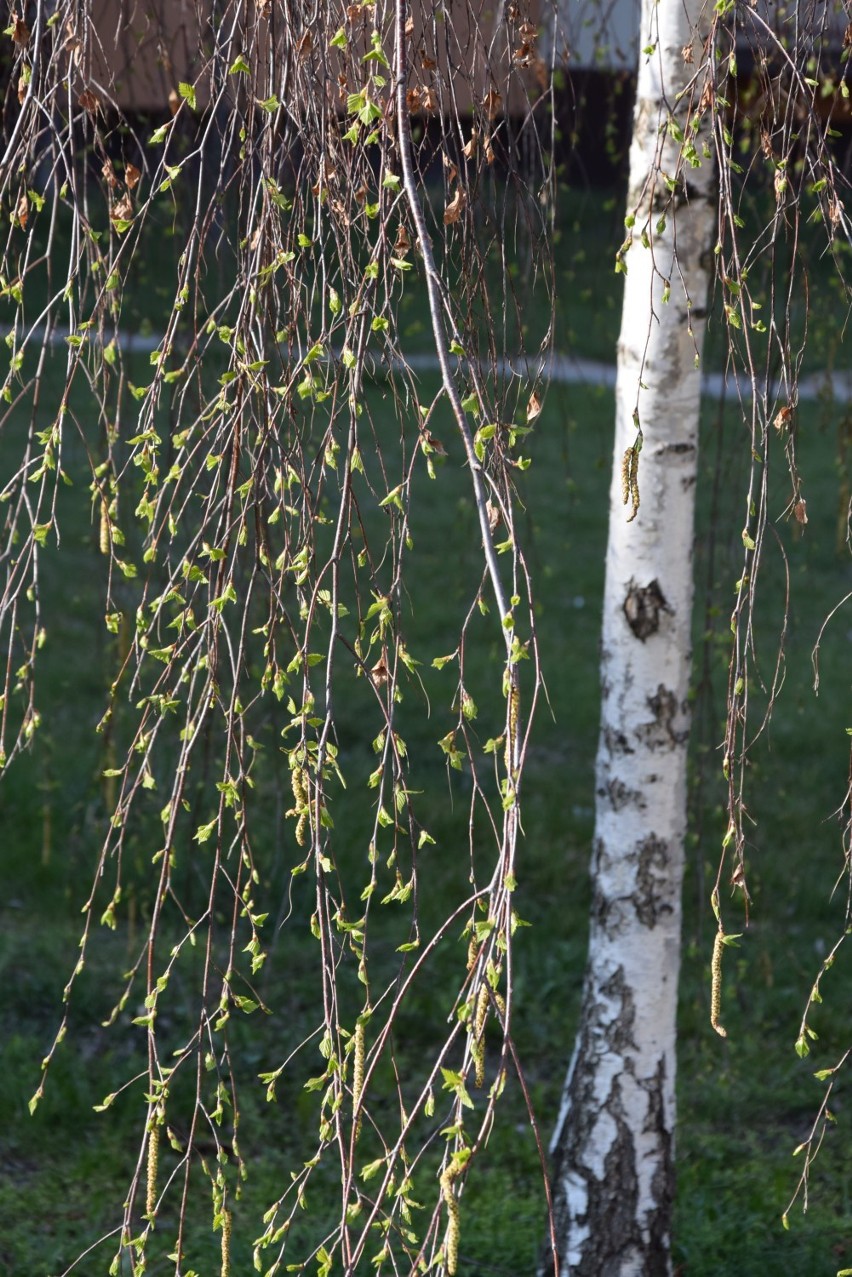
[87,1,547,117]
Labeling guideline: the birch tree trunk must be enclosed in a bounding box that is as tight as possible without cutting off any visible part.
[546,3,716,1274]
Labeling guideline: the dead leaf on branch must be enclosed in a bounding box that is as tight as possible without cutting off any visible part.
[443,187,466,225]
[773,405,793,431]
[527,390,542,422]
[64,20,81,62]
[483,89,502,120]
[394,224,411,256]
[793,499,808,524]
[78,89,100,113]
[10,12,30,44]
[124,163,141,190]
[297,30,313,59]
[370,655,390,688]
[102,160,120,189]
[111,192,133,223]
[14,191,28,229]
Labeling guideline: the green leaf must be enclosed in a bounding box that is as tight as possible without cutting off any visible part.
[178,81,197,110]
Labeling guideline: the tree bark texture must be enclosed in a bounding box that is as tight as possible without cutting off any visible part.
[547,3,716,1274]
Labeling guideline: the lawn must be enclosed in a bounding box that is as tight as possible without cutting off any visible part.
[1,173,851,1275]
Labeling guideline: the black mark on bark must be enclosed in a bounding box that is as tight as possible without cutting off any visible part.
[602,726,634,757]
[598,776,646,812]
[623,579,669,641]
[632,834,673,928]
[636,684,688,749]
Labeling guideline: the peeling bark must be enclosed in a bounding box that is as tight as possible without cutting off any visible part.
[546,0,716,1270]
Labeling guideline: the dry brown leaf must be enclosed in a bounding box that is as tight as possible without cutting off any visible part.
[78,88,100,113]
[793,499,808,524]
[443,187,466,225]
[530,54,548,91]
[395,224,411,256]
[405,14,414,35]
[698,77,713,114]
[773,405,792,431]
[347,4,363,20]
[111,192,133,222]
[483,89,502,120]
[11,13,30,45]
[681,42,694,64]
[124,163,141,190]
[484,136,495,164]
[421,86,438,111]
[17,74,27,105]
[14,191,28,229]
[406,87,422,113]
[486,500,501,532]
[370,656,389,687]
[168,88,180,116]
[297,30,313,58]
[527,390,542,422]
[421,54,437,70]
[462,131,478,160]
[424,432,446,456]
[442,153,458,184]
[102,159,120,189]
[64,20,82,62]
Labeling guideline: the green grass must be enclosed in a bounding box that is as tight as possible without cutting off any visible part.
[2,269,852,1274]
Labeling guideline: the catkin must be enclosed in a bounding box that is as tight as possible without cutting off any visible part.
[505,680,520,775]
[288,766,310,846]
[440,1168,460,1276]
[710,929,727,1038]
[472,983,488,1087]
[622,445,641,522]
[221,1206,232,1277]
[352,1020,365,1140]
[99,501,110,555]
[146,1122,159,1219]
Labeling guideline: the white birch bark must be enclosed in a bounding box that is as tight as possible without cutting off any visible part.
[546,2,716,1273]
